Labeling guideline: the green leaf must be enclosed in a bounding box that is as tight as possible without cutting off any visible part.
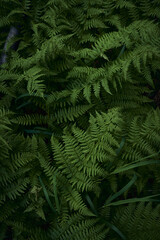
[16,101,31,110]
[116,137,125,155]
[36,207,46,221]
[85,194,98,216]
[118,44,126,58]
[70,89,81,104]
[83,85,91,103]
[24,205,34,213]
[106,221,126,240]
[16,93,48,102]
[53,172,60,214]
[93,81,101,98]
[34,127,49,131]
[101,78,112,95]
[110,159,160,175]
[104,194,160,207]
[39,176,57,214]
[100,52,109,61]
[105,173,137,205]
[24,129,52,135]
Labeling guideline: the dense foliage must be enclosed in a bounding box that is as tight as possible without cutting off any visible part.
[0,0,160,239]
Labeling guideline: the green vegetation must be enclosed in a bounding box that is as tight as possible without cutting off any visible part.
[0,0,160,239]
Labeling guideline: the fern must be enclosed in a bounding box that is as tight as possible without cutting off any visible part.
[1,0,160,239]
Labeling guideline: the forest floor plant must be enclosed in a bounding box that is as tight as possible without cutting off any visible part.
[0,0,160,239]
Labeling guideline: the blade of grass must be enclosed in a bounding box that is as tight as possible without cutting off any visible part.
[53,172,60,214]
[110,159,160,175]
[116,137,125,155]
[16,93,48,103]
[24,129,52,135]
[16,101,31,110]
[39,176,57,214]
[85,194,98,216]
[105,173,137,205]
[104,194,160,207]
[118,44,126,58]
[85,194,126,239]
[106,221,126,240]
